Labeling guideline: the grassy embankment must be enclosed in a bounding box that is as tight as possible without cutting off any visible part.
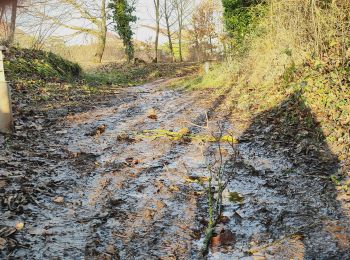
[172,1,350,177]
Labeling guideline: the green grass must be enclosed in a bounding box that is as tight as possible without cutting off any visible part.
[167,62,237,91]
[83,62,199,87]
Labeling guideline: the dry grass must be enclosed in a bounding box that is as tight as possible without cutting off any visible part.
[176,0,350,167]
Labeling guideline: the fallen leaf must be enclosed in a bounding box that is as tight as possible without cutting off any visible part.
[0,180,7,189]
[125,157,134,164]
[0,238,6,250]
[178,127,190,136]
[211,235,221,247]
[15,222,24,231]
[106,244,118,255]
[219,215,230,224]
[169,185,180,192]
[53,196,65,204]
[88,124,107,136]
[211,230,236,247]
[148,108,158,120]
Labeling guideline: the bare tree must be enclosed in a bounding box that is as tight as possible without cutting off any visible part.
[153,0,160,63]
[161,0,177,62]
[9,0,18,43]
[24,0,108,63]
[173,0,192,62]
[191,0,218,61]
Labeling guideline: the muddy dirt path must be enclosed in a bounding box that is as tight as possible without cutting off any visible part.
[1,79,350,259]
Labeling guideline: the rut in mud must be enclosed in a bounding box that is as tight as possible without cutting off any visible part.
[1,80,350,259]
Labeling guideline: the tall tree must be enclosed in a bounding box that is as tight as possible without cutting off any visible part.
[109,0,137,62]
[153,0,160,63]
[173,0,192,62]
[9,0,18,44]
[161,0,176,62]
[191,0,218,61]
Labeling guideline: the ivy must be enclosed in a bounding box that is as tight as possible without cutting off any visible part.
[109,0,137,62]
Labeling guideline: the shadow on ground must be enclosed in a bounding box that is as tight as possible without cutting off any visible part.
[214,90,350,258]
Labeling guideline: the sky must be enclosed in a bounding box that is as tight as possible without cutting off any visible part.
[15,0,202,45]
[13,0,167,45]
[134,1,167,44]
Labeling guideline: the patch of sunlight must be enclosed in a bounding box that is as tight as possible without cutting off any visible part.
[136,129,238,144]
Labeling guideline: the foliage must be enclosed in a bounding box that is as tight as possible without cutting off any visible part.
[222,0,265,43]
[169,62,236,91]
[109,0,137,62]
[191,0,219,61]
[4,47,81,82]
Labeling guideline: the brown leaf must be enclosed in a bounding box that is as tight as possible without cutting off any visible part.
[211,229,236,247]
[148,108,158,120]
[53,196,65,204]
[89,124,107,136]
[0,238,7,250]
[219,215,230,224]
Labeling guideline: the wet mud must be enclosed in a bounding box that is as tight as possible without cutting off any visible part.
[1,81,350,259]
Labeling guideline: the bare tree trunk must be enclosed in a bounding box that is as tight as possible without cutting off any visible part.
[166,23,175,62]
[194,32,200,62]
[9,0,18,44]
[154,0,160,63]
[209,35,214,58]
[93,0,107,63]
[94,31,106,63]
[174,1,184,62]
[164,1,175,62]
[178,27,183,62]
[0,6,5,22]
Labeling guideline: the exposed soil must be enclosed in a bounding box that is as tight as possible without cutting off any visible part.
[1,80,350,259]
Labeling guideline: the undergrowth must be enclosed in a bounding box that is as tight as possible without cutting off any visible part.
[174,0,350,173]
[4,47,81,82]
[83,62,199,87]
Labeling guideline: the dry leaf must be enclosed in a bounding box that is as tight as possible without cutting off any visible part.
[148,108,158,120]
[0,238,6,250]
[15,222,24,231]
[178,127,190,135]
[211,230,236,247]
[53,196,65,204]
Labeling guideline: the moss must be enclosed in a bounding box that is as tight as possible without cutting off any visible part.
[4,47,81,83]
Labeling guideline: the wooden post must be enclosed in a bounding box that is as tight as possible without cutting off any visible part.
[204,61,210,74]
[0,46,14,134]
